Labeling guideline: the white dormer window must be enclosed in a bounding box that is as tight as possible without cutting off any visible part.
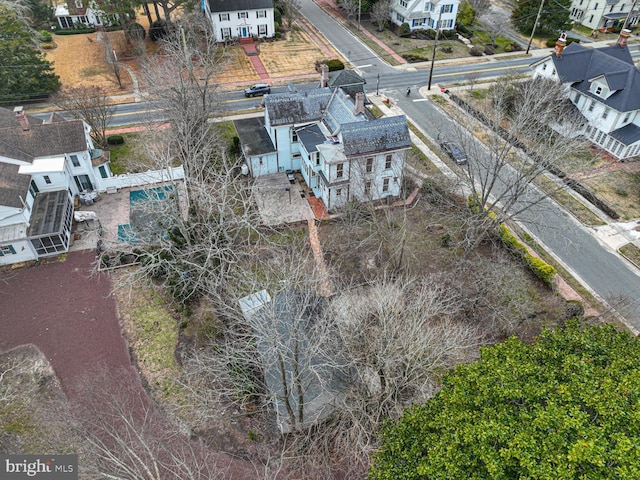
[623,113,631,123]
[595,86,603,95]
[542,63,547,71]
[400,0,408,7]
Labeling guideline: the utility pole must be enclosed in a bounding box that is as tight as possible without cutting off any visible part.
[526,0,546,55]
[427,8,442,90]
[622,0,639,30]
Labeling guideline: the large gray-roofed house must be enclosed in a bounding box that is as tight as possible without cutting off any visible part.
[239,85,411,211]
[0,107,113,266]
[530,31,640,160]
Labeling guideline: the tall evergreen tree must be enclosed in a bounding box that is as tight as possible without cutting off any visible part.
[512,0,572,36]
[0,4,60,103]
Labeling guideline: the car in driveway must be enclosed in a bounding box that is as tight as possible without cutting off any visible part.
[244,83,271,97]
[439,140,468,165]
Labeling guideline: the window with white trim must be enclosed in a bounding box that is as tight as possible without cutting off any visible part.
[219,13,229,21]
[258,24,267,35]
[364,180,371,196]
[602,108,610,119]
[257,10,266,18]
[70,154,80,167]
[382,178,390,192]
[400,0,408,7]
[385,154,392,169]
[336,188,342,196]
[396,13,404,22]
[29,180,39,199]
[291,129,298,142]
[336,163,344,179]
[366,157,373,173]
[221,28,231,39]
[238,12,248,19]
[588,100,596,112]
[441,4,453,13]
[44,175,51,184]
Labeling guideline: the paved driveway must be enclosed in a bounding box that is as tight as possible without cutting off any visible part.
[0,251,131,395]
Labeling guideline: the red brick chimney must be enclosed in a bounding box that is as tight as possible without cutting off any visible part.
[320,64,329,88]
[554,32,567,58]
[617,28,631,48]
[354,92,366,116]
[13,106,29,131]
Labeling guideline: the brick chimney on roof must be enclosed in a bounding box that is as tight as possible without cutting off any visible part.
[554,32,568,58]
[13,106,29,131]
[354,92,366,116]
[320,64,329,88]
[617,28,631,48]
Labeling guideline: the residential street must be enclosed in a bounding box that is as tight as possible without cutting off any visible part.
[299,0,640,332]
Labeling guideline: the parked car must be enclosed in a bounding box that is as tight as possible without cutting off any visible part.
[439,140,468,165]
[244,83,271,97]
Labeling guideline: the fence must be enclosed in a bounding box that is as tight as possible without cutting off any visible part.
[100,166,184,191]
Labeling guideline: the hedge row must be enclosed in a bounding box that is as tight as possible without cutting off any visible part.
[498,222,557,288]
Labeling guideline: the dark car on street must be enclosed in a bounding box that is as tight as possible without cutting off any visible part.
[439,140,468,165]
[244,83,271,97]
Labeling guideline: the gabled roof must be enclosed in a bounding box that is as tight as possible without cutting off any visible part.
[0,119,88,162]
[206,0,273,13]
[609,122,640,146]
[545,42,640,111]
[328,70,366,98]
[233,117,276,157]
[342,116,411,156]
[0,163,29,209]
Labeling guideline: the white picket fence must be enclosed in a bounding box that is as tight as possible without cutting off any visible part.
[100,166,184,191]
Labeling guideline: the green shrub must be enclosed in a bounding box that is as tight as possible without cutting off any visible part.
[107,134,125,145]
[54,28,96,35]
[39,30,52,42]
[325,59,345,71]
[125,22,145,43]
[498,223,556,287]
[484,45,495,55]
[40,42,56,49]
[469,46,484,56]
[400,22,411,37]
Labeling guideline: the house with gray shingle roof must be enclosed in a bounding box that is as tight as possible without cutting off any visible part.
[234,86,411,211]
[0,107,112,266]
[204,0,275,42]
[530,30,640,160]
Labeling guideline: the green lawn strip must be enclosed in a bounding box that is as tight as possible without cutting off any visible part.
[535,176,606,227]
[127,284,184,403]
[619,243,640,269]
[344,23,399,66]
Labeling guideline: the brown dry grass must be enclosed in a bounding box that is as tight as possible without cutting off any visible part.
[45,31,134,96]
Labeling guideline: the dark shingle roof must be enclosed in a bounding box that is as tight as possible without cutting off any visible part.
[265,88,332,127]
[341,116,411,156]
[548,42,640,111]
[296,124,325,154]
[206,0,273,13]
[609,123,640,146]
[0,163,29,209]
[0,108,42,128]
[0,120,88,162]
[234,117,276,157]
[328,70,366,97]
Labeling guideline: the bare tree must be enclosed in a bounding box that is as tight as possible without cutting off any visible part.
[54,86,115,147]
[443,76,591,252]
[68,367,236,480]
[370,0,391,32]
[466,0,491,18]
[340,0,361,24]
[276,0,301,31]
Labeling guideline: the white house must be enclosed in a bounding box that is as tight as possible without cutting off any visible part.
[530,31,640,160]
[234,86,411,211]
[204,0,275,42]
[569,0,640,31]
[389,0,460,31]
[55,1,119,29]
[0,107,113,266]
